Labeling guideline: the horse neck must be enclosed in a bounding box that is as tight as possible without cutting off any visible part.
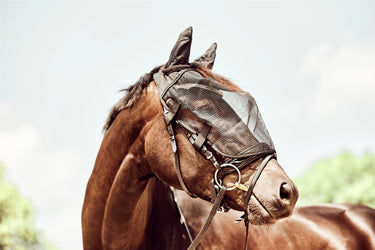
[100,115,189,249]
[82,83,189,249]
[103,173,189,249]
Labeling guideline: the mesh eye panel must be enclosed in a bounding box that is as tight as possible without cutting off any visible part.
[154,68,275,158]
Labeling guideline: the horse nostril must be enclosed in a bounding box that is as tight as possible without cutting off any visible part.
[280,182,291,200]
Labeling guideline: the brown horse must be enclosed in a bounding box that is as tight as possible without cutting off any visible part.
[82,28,375,249]
[176,191,375,249]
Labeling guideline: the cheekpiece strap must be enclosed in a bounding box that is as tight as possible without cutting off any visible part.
[192,123,211,150]
[167,123,197,198]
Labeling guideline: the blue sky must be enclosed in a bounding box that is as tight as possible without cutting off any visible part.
[1,1,374,249]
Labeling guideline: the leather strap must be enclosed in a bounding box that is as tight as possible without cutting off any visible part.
[187,187,226,250]
[165,98,181,125]
[170,187,194,244]
[244,218,249,250]
[243,154,274,206]
[192,123,211,150]
[167,123,197,198]
[240,154,274,250]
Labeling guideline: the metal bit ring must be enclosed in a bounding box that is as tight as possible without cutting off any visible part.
[214,163,241,191]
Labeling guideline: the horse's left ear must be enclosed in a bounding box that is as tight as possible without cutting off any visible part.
[166,27,193,68]
[193,43,217,69]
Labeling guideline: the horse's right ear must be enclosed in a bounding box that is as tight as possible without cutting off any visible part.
[165,27,193,68]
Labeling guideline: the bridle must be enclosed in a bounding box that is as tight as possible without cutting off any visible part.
[160,72,276,249]
[167,120,274,250]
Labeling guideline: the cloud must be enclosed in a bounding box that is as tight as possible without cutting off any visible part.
[0,125,40,166]
[280,40,375,126]
[276,40,375,177]
[298,41,375,118]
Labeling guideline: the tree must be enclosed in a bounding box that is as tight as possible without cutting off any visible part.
[0,163,56,250]
[294,152,375,208]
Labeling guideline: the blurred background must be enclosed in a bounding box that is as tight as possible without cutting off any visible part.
[1,0,374,249]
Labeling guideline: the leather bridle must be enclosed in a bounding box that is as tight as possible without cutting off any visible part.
[164,104,275,250]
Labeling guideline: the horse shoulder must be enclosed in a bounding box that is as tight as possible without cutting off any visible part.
[269,204,375,250]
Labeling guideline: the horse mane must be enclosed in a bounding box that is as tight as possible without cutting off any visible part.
[103,64,239,132]
[103,65,162,131]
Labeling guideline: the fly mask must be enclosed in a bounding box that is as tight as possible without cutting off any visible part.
[154,66,276,201]
[155,68,275,159]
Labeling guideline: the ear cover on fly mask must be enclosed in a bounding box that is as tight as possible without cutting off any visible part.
[165,27,193,68]
[165,27,217,70]
[193,42,217,69]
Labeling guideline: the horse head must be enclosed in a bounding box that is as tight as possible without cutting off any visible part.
[145,27,298,226]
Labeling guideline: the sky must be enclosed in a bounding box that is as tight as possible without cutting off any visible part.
[1,0,374,249]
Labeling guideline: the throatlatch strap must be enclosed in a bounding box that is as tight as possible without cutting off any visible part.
[170,187,194,244]
[187,188,227,250]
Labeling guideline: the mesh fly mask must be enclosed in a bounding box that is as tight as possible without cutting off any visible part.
[155,67,275,159]
[154,66,276,249]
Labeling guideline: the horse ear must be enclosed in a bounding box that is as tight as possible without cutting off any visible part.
[193,43,217,69]
[166,27,193,68]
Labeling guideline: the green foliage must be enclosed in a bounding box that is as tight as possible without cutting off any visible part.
[0,163,57,250]
[295,152,375,208]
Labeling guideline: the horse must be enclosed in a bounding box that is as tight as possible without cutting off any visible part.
[82,27,375,249]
